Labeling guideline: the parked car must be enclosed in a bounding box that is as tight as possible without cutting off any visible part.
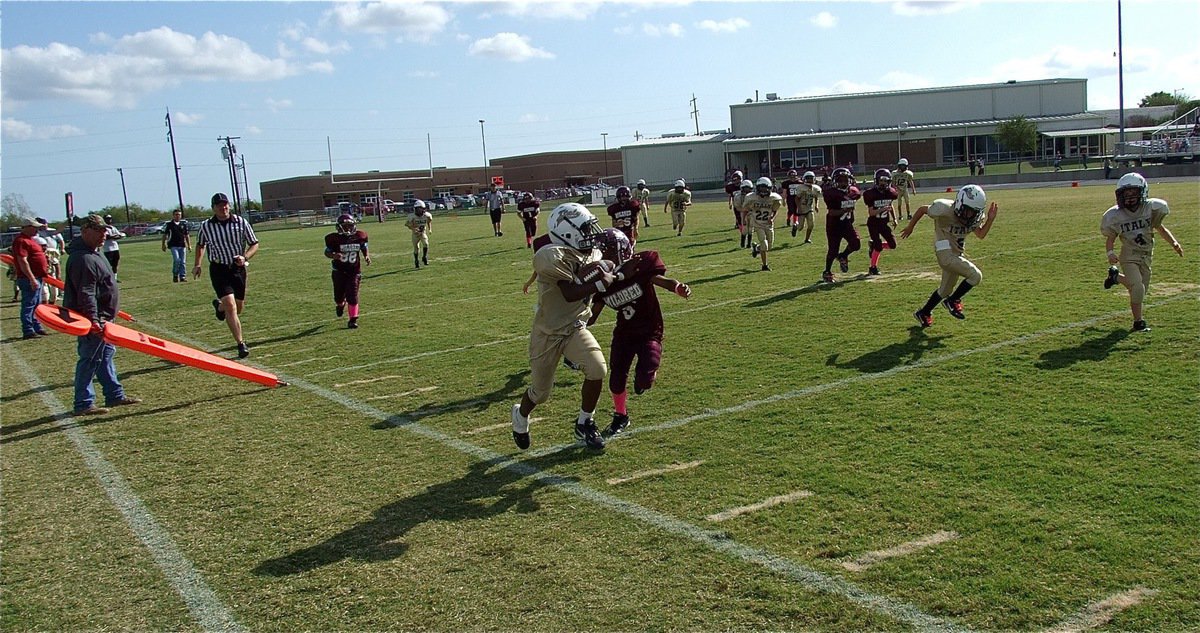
[143,222,168,235]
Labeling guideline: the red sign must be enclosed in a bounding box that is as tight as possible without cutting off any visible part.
[491,176,505,187]
[65,192,74,219]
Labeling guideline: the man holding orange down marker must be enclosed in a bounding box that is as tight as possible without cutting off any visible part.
[63,214,141,416]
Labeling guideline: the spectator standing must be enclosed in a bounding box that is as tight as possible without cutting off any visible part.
[968,158,977,177]
[36,217,66,304]
[978,158,985,175]
[1053,154,1063,171]
[1104,157,1113,179]
[64,214,141,415]
[161,209,191,283]
[483,183,506,237]
[11,216,50,338]
[100,214,125,279]
[193,192,259,359]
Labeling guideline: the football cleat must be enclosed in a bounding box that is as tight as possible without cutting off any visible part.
[868,267,880,276]
[942,298,965,320]
[336,304,344,317]
[237,342,250,359]
[347,318,358,329]
[792,225,798,237]
[512,404,531,450]
[914,310,933,328]
[838,256,849,273]
[605,413,630,437]
[761,264,770,271]
[1131,320,1150,333]
[574,419,605,450]
[1104,266,1120,289]
[822,270,836,283]
[751,243,759,257]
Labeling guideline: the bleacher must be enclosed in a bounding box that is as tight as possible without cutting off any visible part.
[1115,107,1199,163]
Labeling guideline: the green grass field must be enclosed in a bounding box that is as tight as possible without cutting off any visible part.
[3,181,1197,632]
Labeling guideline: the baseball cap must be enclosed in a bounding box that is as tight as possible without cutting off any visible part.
[212,192,229,205]
[21,216,44,228]
[81,214,109,230]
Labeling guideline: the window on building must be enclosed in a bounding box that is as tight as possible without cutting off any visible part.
[336,194,352,204]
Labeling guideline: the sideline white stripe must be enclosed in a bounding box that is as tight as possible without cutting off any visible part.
[2,349,244,633]
[706,490,813,522]
[1043,586,1158,633]
[607,460,704,485]
[841,531,960,572]
[134,324,966,632]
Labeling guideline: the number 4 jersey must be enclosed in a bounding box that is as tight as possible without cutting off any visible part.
[594,250,668,341]
[325,230,370,274]
[1101,198,1169,258]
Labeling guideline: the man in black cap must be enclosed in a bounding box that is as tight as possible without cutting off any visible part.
[193,192,259,358]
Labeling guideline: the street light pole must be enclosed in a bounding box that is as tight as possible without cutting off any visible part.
[601,132,609,182]
[897,121,908,163]
[479,119,489,188]
[117,167,131,223]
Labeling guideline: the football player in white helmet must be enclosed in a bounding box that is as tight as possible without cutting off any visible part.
[1100,173,1183,332]
[664,179,692,236]
[512,202,614,451]
[405,200,432,269]
[795,171,821,244]
[635,179,652,227]
[894,158,917,219]
[900,184,998,327]
[744,177,783,270]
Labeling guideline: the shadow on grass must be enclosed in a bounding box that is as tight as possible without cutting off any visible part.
[210,325,325,355]
[372,370,531,429]
[743,274,869,308]
[253,450,592,576]
[825,327,949,373]
[688,270,759,287]
[362,269,403,281]
[1034,328,1130,370]
[1,361,184,402]
[0,387,270,444]
[680,238,730,249]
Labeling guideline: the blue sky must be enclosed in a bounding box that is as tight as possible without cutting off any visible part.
[3,0,1197,220]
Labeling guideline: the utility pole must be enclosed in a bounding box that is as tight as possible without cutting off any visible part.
[238,154,251,211]
[690,94,700,135]
[218,136,242,213]
[117,168,131,223]
[1117,0,1125,150]
[601,132,609,182]
[165,108,186,214]
[479,119,489,187]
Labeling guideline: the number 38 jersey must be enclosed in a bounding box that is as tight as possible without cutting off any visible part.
[925,199,976,256]
[594,250,667,341]
[1100,198,1169,257]
[325,230,370,274]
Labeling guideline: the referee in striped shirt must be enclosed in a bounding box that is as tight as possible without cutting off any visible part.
[193,192,259,358]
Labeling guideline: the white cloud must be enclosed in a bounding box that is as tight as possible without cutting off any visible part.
[613,25,634,35]
[696,18,749,34]
[810,12,837,28]
[518,113,549,123]
[173,111,204,125]
[266,98,293,112]
[891,1,973,17]
[301,37,350,55]
[485,1,602,20]
[280,20,308,41]
[2,118,85,141]
[468,33,554,61]
[325,2,451,43]
[308,60,335,73]
[1,28,296,109]
[408,70,440,78]
[277,42,295,58]
[245,125,263,136]
[643,23,685,37]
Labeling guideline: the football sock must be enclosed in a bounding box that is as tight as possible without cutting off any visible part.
[920,290,943,314]
[949,280,975,302]
[612,391,628,415]
[348,304,359,318]
[578,409,595,425]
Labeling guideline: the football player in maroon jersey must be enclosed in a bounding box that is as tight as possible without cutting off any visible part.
[517,192,541,249]
[607,186,642,245]
[324,214,372,328]
[820,167,862,282]
[780,169,803,236]
[724,169,744,228]
[588,229,691,436]
[862,169,900,275]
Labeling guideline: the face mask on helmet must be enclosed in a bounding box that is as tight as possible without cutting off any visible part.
[616,186,632,201]
[1115,173,1147,210]
[337,214,356,234]
[548,203,602,251]
[954,185,986,226]
[874,169,892,189]
[833,169,851,190]
[595,228,633,266]
[788,170,798,178]
[803,171,815,184]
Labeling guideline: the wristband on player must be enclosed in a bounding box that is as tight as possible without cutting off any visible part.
[1106,249,1116,258]
[594,280,606,293]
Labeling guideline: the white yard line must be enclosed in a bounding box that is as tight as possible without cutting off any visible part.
[3,347,245,633]
[841,531,961,572]
[607,460,705,485]
[362,386,439,401]
[306,335,526,377]
[705,490,814,522]
[334,374,407,387]
[1043,586,1158,633]
[461,417,543,436]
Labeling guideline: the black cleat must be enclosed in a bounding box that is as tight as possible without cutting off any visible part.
[838,255,849,273]
[213,299,225,321]
[347,318,358,329]
[761,264,770,271]
[822,270,836,283]
[237,342,250,359]
[914,310,933,328]
[751,243,759,257]
[574,419,605,450]
[336,304,344,317]
[511,404,530,449]
[942,298,965,320]
[1132,320,1150,332]
[1104,265,1120,289]
[605,413,630,437]
[868,266,880,276]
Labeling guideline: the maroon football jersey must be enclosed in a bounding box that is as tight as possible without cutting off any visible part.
[780,177,803,204]
[595,250,668,341]
[861,186,899,221]
[325,230,369,274]
[822,186,861,222]
[517,198,540,219]
[607,200,641,241]
[531,234,553,253]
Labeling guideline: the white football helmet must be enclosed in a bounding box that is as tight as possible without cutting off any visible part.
[802,171,816,183]
[413,199,427,210]
[898,158,909,167]
[739,179,753,192]
[547,203,602,251]
[1115,172,1148,210]
[732,171,743,180]
[755,177,773,196]
[953,184,986,226]
[636,179,646,186]
[674,179,686,189]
